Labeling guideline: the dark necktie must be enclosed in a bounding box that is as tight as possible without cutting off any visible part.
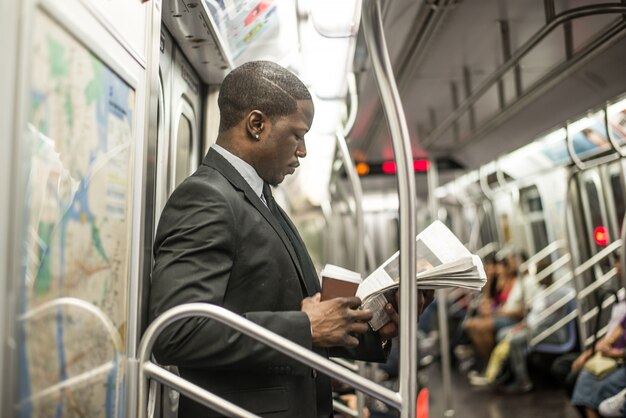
[263,184,332,415]
[262,183,318,296]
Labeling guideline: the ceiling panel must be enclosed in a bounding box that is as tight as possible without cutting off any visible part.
[348,0,626,178]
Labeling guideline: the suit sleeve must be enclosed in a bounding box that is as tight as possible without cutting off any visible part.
[329,328,390,362]
[149,179,312,374]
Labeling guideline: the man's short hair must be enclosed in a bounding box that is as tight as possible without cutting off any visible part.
[218,61,312,132]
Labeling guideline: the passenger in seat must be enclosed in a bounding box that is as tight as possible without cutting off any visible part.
[469,285,576,394]
[571,312,626,418]
[149,61,433,418]
[463,252,537,363]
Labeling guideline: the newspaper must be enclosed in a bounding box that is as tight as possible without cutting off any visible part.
[355,220,487,331]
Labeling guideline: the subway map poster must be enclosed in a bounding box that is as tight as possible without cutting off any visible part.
[19,10,135,418]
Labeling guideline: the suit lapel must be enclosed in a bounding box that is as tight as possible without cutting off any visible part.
[202,149,310,293]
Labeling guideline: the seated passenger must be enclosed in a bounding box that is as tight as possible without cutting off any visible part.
[469,285,576,394]
[571,313,626,418]
[463,252,538,362]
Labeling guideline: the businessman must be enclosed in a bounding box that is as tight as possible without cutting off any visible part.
[150,60,430,417]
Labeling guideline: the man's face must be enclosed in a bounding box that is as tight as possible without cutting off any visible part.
[255,100,314,186]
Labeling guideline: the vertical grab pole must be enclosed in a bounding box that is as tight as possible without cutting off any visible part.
[336,128,367,418]
[428,160,454,416]
[362,1,418,417]
[336,129,366,279]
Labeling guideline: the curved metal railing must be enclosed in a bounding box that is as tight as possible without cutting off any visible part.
[136,303,402,418]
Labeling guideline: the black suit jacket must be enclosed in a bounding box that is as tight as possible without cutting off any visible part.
[150,149,386,417]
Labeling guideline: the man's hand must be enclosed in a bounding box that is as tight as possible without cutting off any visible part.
[378,289,436,341]
[301,294,372,348]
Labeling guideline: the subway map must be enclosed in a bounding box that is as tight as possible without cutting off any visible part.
[20,10,134,418]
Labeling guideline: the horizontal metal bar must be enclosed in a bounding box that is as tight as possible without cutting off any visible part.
[534,254,572,283]
[530,292,575,329]
[519,240,568,272]
[530,310,578,347]
[333,399,359,418]
[584,327,609,348]
[577,267,617,300]
[475,242,499,259]
[574,240,622,277]
[580,287,624,324]
[144,362,259,418]
[137,303,402,418]
[528,271,574,305]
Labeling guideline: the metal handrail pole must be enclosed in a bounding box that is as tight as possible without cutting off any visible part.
[429,159,453,416]
[144,362,259,418]
[476,241,499,259]
[528,271,574,305]
[334,399,359,418]
[335,127,368,418]
[519,239,568,272]
[137,303,402,418]
[533,254,572,284]
[621,212,626,289]
[530,311,578,347]
[580,284,623,322]
[577,267,618,300]
[362,1,418,417]
[336,129,366,278]
[343,72,359,138]
[574,239,622,277]
[531,293,576,326]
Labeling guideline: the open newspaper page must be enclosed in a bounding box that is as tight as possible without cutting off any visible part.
[356,221,486,330]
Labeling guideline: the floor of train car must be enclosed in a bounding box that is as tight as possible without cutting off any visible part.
[359,357,582,418]
[421,360,581,418]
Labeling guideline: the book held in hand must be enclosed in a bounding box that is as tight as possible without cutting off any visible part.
[355,221,487,331]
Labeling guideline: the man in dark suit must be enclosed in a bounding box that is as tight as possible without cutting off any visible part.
[149,61,424,417]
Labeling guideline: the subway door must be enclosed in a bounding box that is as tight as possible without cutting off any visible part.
[568,167,617,346]
[151,28,203,418]
[154,29,202,225]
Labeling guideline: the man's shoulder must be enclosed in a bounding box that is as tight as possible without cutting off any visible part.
[175,165,235,196]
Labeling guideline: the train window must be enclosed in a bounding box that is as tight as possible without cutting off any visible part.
[174,114,192,188]
[567,110,611,161]
[609,163,626,234]
[520,186,549,253]
[478,202,498,248]
[584,179,605,235]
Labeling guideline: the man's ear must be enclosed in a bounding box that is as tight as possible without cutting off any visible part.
[246,110,266,140]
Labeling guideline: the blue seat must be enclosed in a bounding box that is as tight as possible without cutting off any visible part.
[532,298,578,355]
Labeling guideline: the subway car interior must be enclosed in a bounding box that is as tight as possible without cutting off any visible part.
[2,0,626,417]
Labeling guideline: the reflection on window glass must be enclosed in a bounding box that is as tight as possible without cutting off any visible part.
[608,97,626,148]
[175,114,192,188]
[569,111,610,160]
